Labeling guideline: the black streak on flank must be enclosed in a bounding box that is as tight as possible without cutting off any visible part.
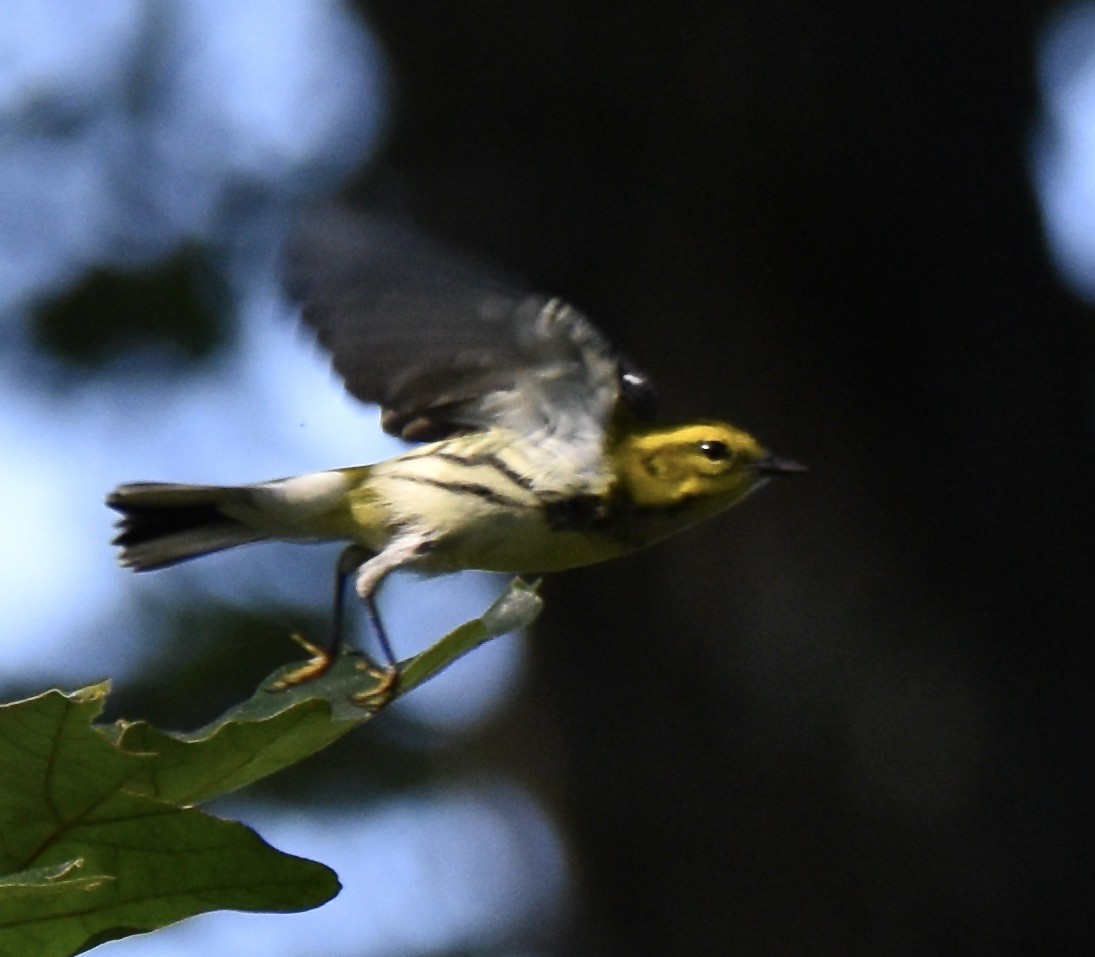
[433,450,540,492]
[385,472,530,510]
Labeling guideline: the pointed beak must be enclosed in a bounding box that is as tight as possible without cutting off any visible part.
[756,454,809,476]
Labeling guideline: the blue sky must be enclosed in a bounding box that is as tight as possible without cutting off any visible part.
[1034,1,1095,305]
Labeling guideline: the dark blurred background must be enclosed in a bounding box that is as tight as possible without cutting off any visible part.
[2,1,1093,955]
[354,2,1094,953]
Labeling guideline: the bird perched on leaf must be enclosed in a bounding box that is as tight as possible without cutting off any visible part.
[107,207,804,700]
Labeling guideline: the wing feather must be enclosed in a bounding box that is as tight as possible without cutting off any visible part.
[283,207,656,449]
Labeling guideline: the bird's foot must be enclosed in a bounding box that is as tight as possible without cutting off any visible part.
[350,659,400,710]
[268,633,335,692]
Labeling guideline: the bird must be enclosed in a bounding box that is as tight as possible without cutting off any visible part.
[107,207,805,700]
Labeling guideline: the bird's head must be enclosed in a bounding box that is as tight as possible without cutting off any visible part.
[613,420,805,513]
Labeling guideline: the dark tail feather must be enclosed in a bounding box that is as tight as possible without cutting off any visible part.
[107,483,263,571]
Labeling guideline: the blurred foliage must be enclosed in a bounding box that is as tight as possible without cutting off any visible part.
[30,248,229,369]
[101,602,329,732]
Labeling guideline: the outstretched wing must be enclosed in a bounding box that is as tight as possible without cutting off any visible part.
[283,207,657,447]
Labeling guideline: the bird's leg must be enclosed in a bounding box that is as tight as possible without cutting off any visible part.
[350,532,432,708]
[270,544,370,691]
[332,544,374,658]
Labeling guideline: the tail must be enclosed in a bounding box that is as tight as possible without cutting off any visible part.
[107,482,265,571]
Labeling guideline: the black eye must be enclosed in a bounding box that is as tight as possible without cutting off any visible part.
[699,440,731,462]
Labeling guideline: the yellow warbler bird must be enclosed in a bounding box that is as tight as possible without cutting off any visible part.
[107,208,804,686]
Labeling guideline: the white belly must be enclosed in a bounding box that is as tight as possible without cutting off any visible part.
[364,446,624,574]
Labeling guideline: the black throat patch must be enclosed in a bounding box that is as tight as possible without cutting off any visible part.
[543,494,612,531]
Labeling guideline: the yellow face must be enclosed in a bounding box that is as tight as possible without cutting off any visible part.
[614,421,772,510]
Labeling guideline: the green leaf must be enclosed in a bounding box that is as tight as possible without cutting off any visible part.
[0,685,338,957]
[398,576,543,695]
[0,578,541,956]
[111,577,543,805]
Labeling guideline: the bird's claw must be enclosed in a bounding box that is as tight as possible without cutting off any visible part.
[350,659,400,710]
[268,632,335,692]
